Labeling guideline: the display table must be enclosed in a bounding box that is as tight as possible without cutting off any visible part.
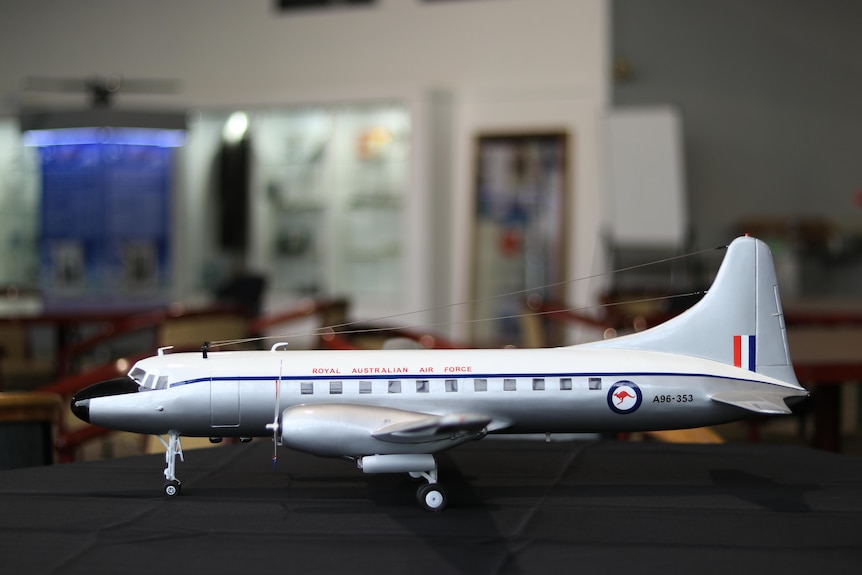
[0,392,61,470]
[1,439,860,573]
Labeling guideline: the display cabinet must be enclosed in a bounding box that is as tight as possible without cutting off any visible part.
[252,104,412,314]
[0,120,39,291]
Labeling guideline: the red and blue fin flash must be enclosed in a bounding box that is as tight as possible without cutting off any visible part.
[733,335,756,371]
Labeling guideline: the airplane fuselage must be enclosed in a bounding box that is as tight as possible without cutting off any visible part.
[80,346,799,444]
[70,237,811,508]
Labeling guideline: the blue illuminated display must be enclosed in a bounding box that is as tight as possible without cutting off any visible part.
[36,138,175,308]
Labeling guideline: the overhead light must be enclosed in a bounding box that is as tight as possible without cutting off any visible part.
[19,107,187,148]
[222,111,249,144]
[19,108,186,132]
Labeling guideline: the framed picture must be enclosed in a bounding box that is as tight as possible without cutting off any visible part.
[471,132,569,346]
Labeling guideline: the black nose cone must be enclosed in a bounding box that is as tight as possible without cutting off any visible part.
[71,397,90,423]
[71,377,139,423]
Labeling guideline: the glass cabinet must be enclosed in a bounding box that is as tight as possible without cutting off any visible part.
[0,120,39,291]
[252,104,411,310]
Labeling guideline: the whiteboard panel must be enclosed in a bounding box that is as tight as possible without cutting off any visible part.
[606,107,686,246]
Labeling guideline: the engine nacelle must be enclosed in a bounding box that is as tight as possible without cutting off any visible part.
[280,403,440,457]
[358,454,436,474]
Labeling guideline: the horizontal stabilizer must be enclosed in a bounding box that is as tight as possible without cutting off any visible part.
[709,391,795,415]
[373,413,491,444]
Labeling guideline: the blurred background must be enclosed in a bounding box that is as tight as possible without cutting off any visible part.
[0,0,860,465]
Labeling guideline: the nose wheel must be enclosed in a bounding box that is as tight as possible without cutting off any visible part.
[158,431,184,496]
[164,479,182,497]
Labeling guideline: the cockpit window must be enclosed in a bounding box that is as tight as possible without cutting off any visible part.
[129,367,167,390]
[130,367,147,385]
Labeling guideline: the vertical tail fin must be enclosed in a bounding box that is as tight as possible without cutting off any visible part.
[581,236,798,385]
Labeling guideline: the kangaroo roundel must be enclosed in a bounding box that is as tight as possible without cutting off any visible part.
[608,380,642,414]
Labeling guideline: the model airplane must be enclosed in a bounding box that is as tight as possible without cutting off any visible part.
[71,236,807,510]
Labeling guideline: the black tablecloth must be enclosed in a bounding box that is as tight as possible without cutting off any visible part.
[1,439,860,574]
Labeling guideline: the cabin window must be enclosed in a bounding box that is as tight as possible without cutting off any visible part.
[589,377,602,391]
[504,378,517,391]
[416,380,429,393]
[474,378,487,392]
[388,380,401,394]
[143,374,155,389]
[330,381,342,394]
[359,381,372,394]
[155,376,168,390]
[301,381,314,395]
[445,379,458,392]
[532,378,545,391]
[560,377,573,391]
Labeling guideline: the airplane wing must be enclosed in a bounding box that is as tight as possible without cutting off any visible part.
[372,412,492,444]
[709,390,795,415]
[279,403,498,457]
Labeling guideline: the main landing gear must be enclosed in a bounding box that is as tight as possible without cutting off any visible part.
[157,431,184,497]
[359,453,448,511]
[408,465,447,512]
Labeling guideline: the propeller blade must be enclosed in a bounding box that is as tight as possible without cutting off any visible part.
[271,360,283,470]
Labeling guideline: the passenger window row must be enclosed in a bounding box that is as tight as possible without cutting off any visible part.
[298,376,602,395]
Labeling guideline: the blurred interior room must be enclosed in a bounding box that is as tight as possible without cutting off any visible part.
[0,0,861,465]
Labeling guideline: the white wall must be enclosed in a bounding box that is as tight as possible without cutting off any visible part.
[0,0,609,339]
[613,0,862,269]
[0,0,606,110]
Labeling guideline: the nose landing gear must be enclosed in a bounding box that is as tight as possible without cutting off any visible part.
[157,431,184,496]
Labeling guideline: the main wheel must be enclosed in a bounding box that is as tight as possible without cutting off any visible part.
[417,483,447,512]
[164,480,182,497]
